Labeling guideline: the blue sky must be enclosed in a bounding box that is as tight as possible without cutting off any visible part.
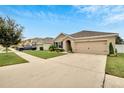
[0,5,124,39]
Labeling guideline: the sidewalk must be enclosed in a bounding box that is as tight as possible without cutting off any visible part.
[10,48,46,63]
[104,74,124,88]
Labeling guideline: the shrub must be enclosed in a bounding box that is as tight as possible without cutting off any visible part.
[109,42,114,55]
[49,45,56,52]
[55,48,64,52]
[59,48,64,52]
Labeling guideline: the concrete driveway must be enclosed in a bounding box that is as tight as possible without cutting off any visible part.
[0,52,107,88]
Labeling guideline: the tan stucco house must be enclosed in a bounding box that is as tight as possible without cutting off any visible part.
[18,37,53,50]
[54,30,118,54]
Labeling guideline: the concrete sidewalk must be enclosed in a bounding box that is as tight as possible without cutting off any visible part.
[10,48,46,63]
[104,74,124,88]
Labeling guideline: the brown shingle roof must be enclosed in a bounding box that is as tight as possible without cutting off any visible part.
[43,37,54,44]
[70,30,117,38]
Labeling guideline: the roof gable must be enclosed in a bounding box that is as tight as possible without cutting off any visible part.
[70,30,117,38]
[54,33,67,41]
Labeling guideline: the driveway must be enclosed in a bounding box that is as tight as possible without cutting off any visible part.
[0,52,107,88]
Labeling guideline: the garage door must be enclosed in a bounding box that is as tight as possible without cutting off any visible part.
[75,40,108,54]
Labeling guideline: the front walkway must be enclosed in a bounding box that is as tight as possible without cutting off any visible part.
[10,48,46,63]
[0,49,107,88]
[104,74,124,88]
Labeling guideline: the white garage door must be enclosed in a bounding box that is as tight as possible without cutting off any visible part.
[75,40,108,54]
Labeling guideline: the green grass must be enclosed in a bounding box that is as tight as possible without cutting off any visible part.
[24,50,66,59]
[0,52,28,67]
[105,53,124,78]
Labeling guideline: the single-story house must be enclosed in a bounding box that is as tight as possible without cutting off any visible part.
[34,37,54,50]
[18,37,54,50]
[54,30,118,55]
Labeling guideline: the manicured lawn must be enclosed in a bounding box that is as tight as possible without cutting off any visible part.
[24,50,66,59]
[0,52,28,67]
[105,53,124,78]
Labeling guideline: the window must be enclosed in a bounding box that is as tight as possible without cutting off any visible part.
[54,42,58,48]
[58,42,63,48]
[58,42,61,48]
[60,42,63,48]
[54,42,63,48]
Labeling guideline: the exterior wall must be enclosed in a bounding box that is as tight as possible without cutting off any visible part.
[36,44,43,50]
[63,37,75,52]
[55,33,116,54]
[54,34,66,42]
[36,44,51,50]
[104,36,116,48]
[115,44,124,53]
[43,44,52,50]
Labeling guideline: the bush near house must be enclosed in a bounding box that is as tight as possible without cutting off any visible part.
[55,48,64,52]
[49,45,64,52]
[109,42,114,55]
[49,45,56,51]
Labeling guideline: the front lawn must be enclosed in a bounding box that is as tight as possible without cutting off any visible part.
[105,53,124,78]
[24,50,66,59]
[0,52,28,67]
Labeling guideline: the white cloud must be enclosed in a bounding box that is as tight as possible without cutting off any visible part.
[74,5,124,25]
[75,5,102,13]
[74,5,109,14]
[103,13,124,25]
[0,6,68,22]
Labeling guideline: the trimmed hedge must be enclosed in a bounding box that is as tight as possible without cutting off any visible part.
[49,45,64,52]
[109,42,114,55]
[55,48,64,52]
[49,45,56,51]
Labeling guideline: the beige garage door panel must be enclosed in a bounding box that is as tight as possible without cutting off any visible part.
[75,41,108,54]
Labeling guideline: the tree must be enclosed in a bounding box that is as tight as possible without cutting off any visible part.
[109,42,114,55]
[116,36,123,44]
[0,17,24,53]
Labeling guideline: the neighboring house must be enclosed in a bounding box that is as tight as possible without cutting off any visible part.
[54,30,118,55]
[34,37,54,50]
[18,37,54,50]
